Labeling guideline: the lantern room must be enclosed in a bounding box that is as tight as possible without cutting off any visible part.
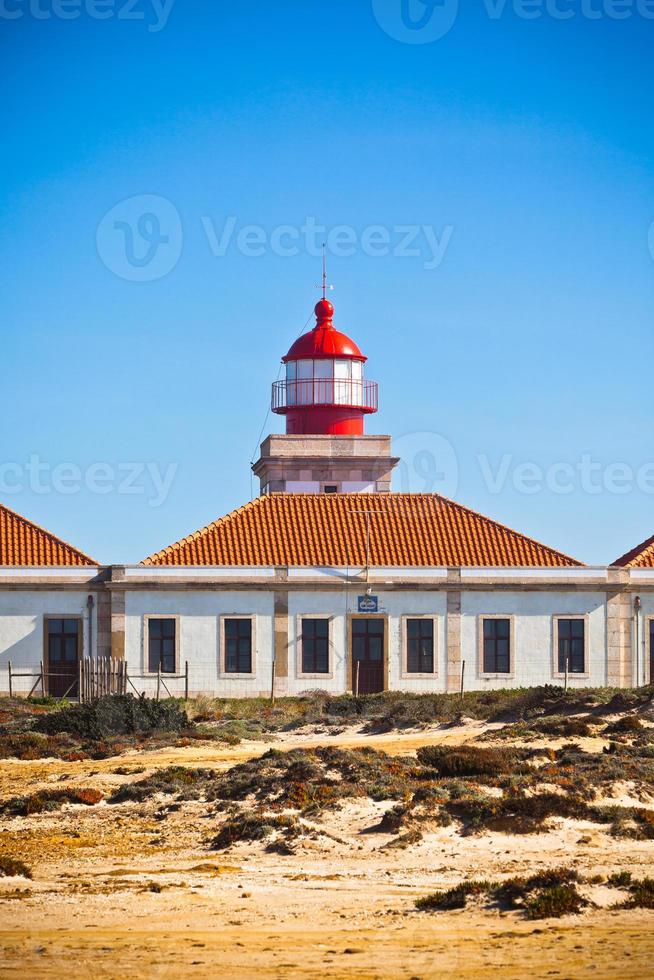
[271,298,378,435]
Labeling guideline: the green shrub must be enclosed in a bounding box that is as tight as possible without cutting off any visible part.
[607,871,632,887]
[109,766,213,804]
[525,884,586,919]
[624,877,654,909]
[416,880,490,911]
[34,695,190,740]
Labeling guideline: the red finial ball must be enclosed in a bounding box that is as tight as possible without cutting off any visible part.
[315,299,334,323]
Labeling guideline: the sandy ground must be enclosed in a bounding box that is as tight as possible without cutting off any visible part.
[1,722,653,979]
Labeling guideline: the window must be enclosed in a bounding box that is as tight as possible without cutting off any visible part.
[148,618,176,673]
[482,618,511,674]
[301,618,330,674]
[323,484,338,494]
[557,618,585,674]
[406,618,434,673]
[224,618,253,673]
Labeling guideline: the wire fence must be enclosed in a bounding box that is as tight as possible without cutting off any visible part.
[6,658,189,703]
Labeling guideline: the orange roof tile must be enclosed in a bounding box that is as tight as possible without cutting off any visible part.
[142,494,582,568]
[0,503,96,567]
[613,533,654,569]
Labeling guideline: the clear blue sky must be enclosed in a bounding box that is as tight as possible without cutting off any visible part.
[1,1,653,565]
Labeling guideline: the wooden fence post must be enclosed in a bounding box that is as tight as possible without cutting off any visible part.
[460,660,466,700]
[185,661,189,701]
[355,661,360,698]
[270,659,276,705]
[40,660,45,698]
[156,664,161,701]
[8,661,12,699]
[78,659,83,703]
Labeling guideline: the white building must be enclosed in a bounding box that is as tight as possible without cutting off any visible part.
[1,296,652,698]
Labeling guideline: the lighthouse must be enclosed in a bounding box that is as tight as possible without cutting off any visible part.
[272,297,377,436]
[252,292,399,495]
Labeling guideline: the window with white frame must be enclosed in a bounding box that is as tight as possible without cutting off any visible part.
[556,618,585,674]
[224,618,253,674]
[482,618,511,674]
[405,618,435,673]
[147,618,177,674]
[300,618,330,674]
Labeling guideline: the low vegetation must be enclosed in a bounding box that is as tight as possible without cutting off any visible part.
[1,787,104,816]
[417,868,586,919]
[0,695,199,760]
[415,869,654,920]
[1,685,652,760]
[0,855,32,879]
[102,726,654,850]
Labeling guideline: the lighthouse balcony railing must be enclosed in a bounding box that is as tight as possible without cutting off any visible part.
[272,379,378,412]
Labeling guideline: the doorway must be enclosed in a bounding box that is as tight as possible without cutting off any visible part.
[351,617,385,694]
[45,618,81,698]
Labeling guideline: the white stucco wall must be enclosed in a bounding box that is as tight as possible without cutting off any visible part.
[124,591,275,698]
[460,591,607,689]
[287,590,447,695]
[0,591,95,695]
[0,578,617,699]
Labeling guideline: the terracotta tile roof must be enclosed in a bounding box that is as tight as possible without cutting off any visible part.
[613,533,654,569]
[0,503,96,567]
[142,494,582,568]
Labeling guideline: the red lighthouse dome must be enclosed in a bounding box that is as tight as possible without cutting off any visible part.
[272,298,378,436]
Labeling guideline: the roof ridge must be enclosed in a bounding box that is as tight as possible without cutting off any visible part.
[141,492,583,568]
[0,501,97,566]
[268,492,584,565]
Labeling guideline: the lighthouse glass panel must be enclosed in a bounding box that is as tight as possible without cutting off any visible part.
[334,359,351,405]
[313,359,333,404]
[296,360,313,405]
[285,361,297,406]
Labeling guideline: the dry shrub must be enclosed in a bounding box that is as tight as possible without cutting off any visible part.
[446,792,590,834]
[0,855,32,879]
[605,715,643,735]
[2,787,103,816]
[212,812,299,850]
[416,744,517,777]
